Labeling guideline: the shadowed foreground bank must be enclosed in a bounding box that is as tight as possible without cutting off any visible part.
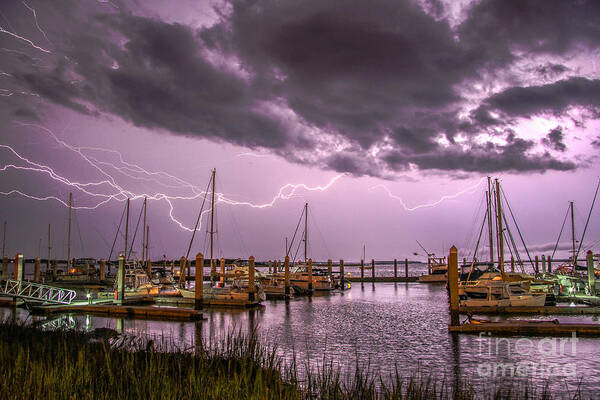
[0,320,571,399]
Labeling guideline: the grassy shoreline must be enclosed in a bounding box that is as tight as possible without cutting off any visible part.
[0,320,579,399]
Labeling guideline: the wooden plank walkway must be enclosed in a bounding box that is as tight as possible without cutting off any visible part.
[450,321,600,336]
[459,306,600,315]
[30,304,203,321]
[346,276,418,283]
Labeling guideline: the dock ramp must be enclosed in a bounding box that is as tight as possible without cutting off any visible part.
[0,279,76,304]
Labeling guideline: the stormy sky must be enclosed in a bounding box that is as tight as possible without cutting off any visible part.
[0,0,599,262]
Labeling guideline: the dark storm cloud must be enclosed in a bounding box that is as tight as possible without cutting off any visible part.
[383,136,575,173]
[477,78,600,119]
[4,0,598,177]
[542,126,567,152]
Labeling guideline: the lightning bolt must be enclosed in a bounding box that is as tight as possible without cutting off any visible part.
[21,1,52,45]
[1,123,347,232]
[369,177,485,211]
[0,25,51,53]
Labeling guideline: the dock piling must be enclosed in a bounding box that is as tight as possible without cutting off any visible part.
[195,253,204,310]
[34,257,40,282]
[100,258,106,281]
[542,255,547,274]
[146,258,151,278]
[327,259,332,282]
[405,258,409,278]
[1,256,7,279]
[14,253,23,281]
[448,246,459,327]
[588,251,596,296]
[393,259,397,278]
[535,255,539,274]
[548,256,552,273]
[511,256,515,273]
[371,259,375,281]
[219,258,225,285]
[308,258,313,293]
[248,256,255,301]
[360,259,364,281]
[284,256,290,296]
[116,255,125,305]
[340,259,345,288]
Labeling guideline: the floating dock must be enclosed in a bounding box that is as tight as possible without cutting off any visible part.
[450,320,600,336]
[30,303,203,321]
[155,296,263,308]
[346,276,418,283]
[459,306,600,315]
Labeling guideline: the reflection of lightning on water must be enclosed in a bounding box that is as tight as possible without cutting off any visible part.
[369,177,485,211]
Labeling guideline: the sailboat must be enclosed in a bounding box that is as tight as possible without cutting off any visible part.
[284,203,334,294]
[177,169,265,305]
[459,178,547,307]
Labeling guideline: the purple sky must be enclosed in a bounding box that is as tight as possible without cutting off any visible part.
[0,0,599,262]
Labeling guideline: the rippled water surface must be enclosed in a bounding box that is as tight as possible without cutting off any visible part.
[3,262,600,396]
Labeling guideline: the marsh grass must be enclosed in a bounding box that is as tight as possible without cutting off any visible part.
[0,320,583,399]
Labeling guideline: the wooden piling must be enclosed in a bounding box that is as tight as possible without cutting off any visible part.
[219,258,225,285]
[248,256,255,301]
[448,246,459,326]
[308,258,313,293]
[542,255,547,274]
[34,257,40,282]
[170,260,174,275]
[548,256,552,273]
[1,256,7,279]
[371,259,375,281]
[405,258,408,278]
[99,258,106,281]
[588,251,596,296]
[195,253,204,310]
[535,255,539,274]
[14,253,23,281]
[327,259,332,282]
[116,255,125,305]
[284,256,290,296]
[393,259,397,278]
[340,259,345,288]
[178,256,186,288]
[186,259,191,282]
[360,259,364,280]
[511,256,515,273]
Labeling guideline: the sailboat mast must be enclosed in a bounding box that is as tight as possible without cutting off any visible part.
[486,177,495,266]
[2,221,5,259]
[210,169,216,268]
[304,202,308,264]
[570,201,576,266]
[124,198,130,258]
[495,179,504,274]
[67,192,72,268]
[47,224,51,269]
[142,197,147,261]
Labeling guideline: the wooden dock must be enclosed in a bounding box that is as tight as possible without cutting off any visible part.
[155,296,263,308]
[450,320,600,336]
[459,306,600,315]
[346,276,418,283]
[30,304,203,321]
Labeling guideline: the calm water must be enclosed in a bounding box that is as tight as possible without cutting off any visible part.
[3,262,600,396]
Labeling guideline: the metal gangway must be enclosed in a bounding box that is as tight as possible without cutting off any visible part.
[0,279,76,304]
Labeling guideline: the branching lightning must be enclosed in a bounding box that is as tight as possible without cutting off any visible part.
[369,177,485,211]
[21,1,52,45]
[0,25,51,53]
[0,123,348,231]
